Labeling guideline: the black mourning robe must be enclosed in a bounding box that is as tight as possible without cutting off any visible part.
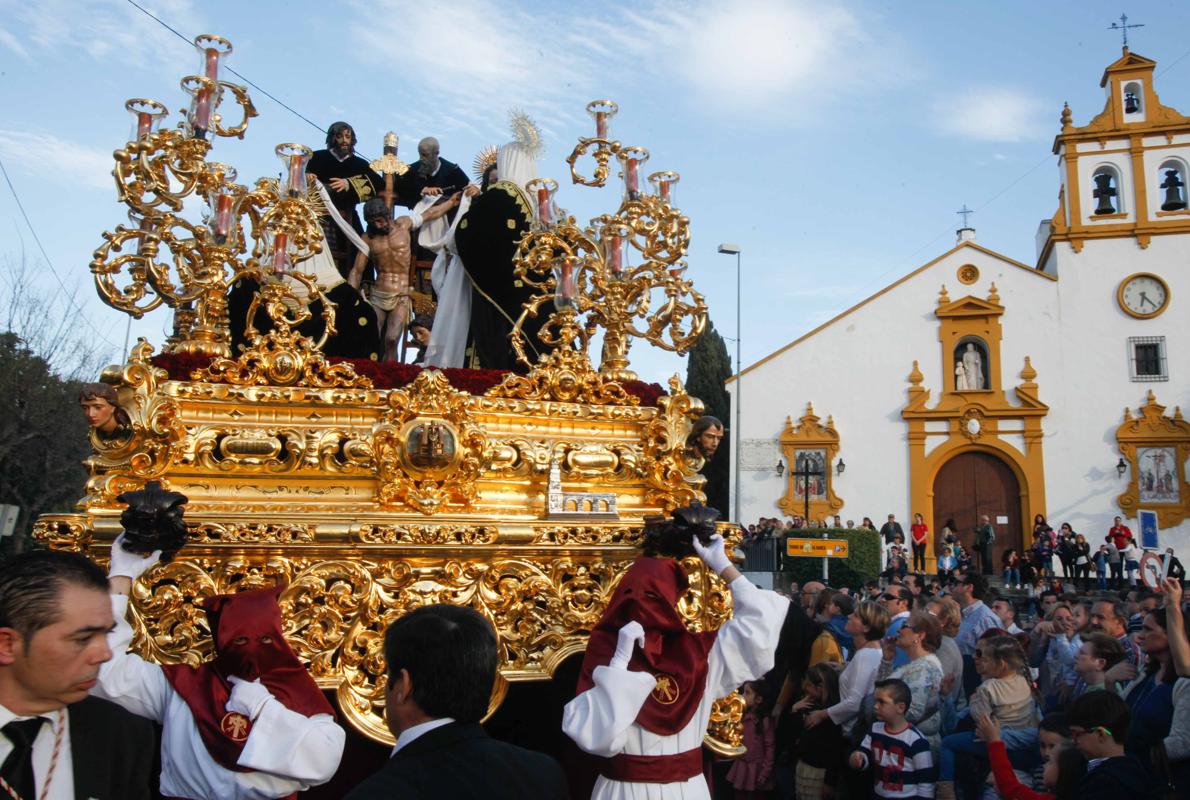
[396,158,470,209]
[227,276,381,361]
[307,149,382,231]
[453,181,545,371]
[307,149,383,278]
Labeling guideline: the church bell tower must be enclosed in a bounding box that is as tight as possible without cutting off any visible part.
[1039,47,1190,271]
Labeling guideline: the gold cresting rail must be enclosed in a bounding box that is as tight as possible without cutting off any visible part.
[38,37,743,752]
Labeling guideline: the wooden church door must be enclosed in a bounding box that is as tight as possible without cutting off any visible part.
[932,452,1022,572]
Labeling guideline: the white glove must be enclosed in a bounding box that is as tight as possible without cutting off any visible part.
[693,533,732,576]
[226,676,273,720]
[108,534,162,581]
[609,621,645,670]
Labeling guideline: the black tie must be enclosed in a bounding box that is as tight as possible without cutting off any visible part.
[1,718,46,800]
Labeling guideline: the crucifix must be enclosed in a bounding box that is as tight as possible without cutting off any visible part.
[368,131,410,211]
[956,204,974,228]
[1109,13,1143,48]
[791,454,823,525]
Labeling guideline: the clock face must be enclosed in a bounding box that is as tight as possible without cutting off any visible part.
[1119,273,1170,318]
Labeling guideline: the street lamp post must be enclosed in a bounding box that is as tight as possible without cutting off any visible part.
[718,243,742,524]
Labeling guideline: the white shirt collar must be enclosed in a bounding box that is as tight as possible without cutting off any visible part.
[392,717,454,754]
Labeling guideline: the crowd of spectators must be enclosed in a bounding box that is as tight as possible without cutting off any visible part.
[742,557,1188,798]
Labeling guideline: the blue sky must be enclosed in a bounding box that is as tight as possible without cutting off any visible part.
[2,0,1189,382]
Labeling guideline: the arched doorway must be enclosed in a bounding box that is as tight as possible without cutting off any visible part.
[932,451,1022,572]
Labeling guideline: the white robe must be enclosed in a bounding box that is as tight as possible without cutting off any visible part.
[420,192,474,368]
[94,594,345,800]
[562,577,788,800]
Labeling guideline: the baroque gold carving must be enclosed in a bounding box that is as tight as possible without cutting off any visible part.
[85,339,186,499]
[195,275,372,390]
[486,337,639,406]
[640,375,705,512]
[372,370,486,514]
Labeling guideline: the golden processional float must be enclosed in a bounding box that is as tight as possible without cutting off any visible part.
[34,34,746,750]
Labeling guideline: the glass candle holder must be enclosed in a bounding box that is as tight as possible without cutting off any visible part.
[601,223,630,280]
[181,75,220,141]
[525,178,560,228]
[276,143,312,198]
[648,171,680,206]
[554,256,579,311]
[586,99,618,140]
[125,98,168,142]
[194,34,232,83]
[206,182,247,247]
[617,147,650,203]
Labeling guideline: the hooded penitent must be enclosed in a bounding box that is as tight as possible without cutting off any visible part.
[576,555,717,735]
[161,586,335,771]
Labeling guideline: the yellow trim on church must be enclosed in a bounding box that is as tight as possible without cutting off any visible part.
[902,285,1048,561]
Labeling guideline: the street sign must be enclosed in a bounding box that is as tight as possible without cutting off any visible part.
[1139,510,1159,549]
[785,538,849,558]
[1139,550,1169,591]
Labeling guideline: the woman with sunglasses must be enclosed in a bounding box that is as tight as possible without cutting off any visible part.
[877,610,945,756]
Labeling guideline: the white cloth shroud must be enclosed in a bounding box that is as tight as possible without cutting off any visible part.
[420,190,474,368]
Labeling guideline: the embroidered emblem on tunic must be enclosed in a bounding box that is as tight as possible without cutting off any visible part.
[220,711,252,741]
[652,673,679,705]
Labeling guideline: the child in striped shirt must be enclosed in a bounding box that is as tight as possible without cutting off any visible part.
[849,678,935,798]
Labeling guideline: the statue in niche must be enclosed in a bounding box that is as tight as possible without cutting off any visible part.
[955,361,970,391]
[961,342,985,390]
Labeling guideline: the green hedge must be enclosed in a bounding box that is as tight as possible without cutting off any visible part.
[780,529,882,589]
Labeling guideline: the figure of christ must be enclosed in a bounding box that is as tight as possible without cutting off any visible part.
[350,196,459,361]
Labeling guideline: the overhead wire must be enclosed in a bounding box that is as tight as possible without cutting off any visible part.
[0,156,120,352]
[124,0,328,138]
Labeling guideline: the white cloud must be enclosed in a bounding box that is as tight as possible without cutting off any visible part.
[0,24,30,59]
[935,87,1048,142]
[0,129,113,191]
[347,0,904,131]
[0,0,203,71]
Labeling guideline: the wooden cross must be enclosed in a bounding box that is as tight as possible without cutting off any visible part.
[790,455,823,523]
[1109,13,1143,48]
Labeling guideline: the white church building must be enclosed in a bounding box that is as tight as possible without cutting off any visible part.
[727,48,1190,567]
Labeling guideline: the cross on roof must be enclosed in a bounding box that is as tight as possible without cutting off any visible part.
[1109,13,1144,48]
[956,204,973,228]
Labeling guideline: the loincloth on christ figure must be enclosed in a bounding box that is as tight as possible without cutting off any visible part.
[367,286,411,314]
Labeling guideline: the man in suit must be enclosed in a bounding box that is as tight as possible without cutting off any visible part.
[347,604,568,800]
[0,550,154,800]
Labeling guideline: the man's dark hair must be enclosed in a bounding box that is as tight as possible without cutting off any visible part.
[1066,690,1130,743]
[1039,588,1059,603]
[992,596,1017,619]
[0,550,108,642]
[1039,711,1070,737]
[875,678,911,710]
[1095,596,1127,625]
[885,584,911,604]
[384,604,496,723]
[325,121,357,150]
[967,572,989,600]
[831,592,855,616]
[363,197,390,223]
